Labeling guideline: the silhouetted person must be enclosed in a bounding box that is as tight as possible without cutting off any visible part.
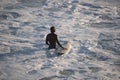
[46,26,63,49]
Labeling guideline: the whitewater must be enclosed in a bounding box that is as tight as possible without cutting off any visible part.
[0,0,120,80]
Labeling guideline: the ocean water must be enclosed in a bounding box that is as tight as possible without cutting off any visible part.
[0,0,120,80]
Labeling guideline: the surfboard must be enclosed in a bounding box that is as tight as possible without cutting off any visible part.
[57,42,72,56]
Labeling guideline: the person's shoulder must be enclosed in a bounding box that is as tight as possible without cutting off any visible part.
[46,33,50,37]
[47,33,57,37]
[49,33,57,36]
[53,33,57,37]
[47,33,51,35]
[54,33,57,36]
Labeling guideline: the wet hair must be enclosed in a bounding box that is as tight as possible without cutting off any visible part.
[50,26,55,33]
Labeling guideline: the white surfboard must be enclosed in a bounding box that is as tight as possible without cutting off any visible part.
[57,42,72,56]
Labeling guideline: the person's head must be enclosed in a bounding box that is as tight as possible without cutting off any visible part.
[50,26,55,33]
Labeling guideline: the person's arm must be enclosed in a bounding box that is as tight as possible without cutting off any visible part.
[46,35,49,45]
[56,35,64,49]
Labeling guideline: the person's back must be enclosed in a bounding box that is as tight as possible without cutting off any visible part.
[46,33,57,49]
[46,26,63,49]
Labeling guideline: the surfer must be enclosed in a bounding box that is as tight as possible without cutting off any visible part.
[46,26,64,49]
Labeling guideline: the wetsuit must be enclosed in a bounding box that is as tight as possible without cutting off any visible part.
[46,33,63,49]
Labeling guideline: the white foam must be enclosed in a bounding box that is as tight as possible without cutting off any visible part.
[0,0,119,80]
